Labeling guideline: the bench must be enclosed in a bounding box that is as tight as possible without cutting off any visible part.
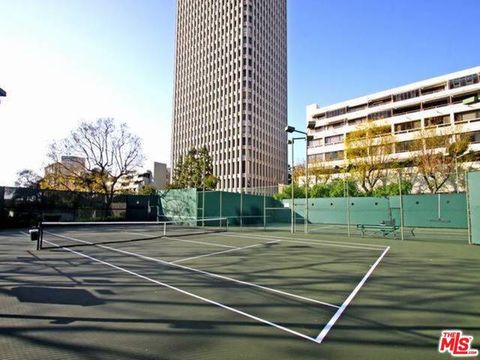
[356,223,415,239]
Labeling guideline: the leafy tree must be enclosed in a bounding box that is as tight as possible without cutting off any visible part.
[172,147,217,189]
[273,184,305,200]
[137,184,158,196]
[372,180,413,197]
[309,183,330,198]
[46,118,144,214]
[15,169,41,189]
[411,128,470,193]
[274,178,360,199]
[345,121,394,193]
[328,178,360,197]
[292,162,305,184]
[310,163,332,185]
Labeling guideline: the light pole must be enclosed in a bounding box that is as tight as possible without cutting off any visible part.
[202,158,205,226]
[288,138,295,233]
[285,126,312,234]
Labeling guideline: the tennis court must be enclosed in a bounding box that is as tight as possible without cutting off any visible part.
[1,221,479,359]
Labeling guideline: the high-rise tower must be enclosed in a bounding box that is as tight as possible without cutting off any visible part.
[171,0,287,191]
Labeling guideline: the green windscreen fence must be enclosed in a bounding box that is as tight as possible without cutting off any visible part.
[467,171,480,245]
[159,188,197,220]
[164,188,469,242]
[197,189,285,228]
[283,192,468,242]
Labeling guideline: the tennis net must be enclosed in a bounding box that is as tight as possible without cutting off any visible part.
[38,217,228,249]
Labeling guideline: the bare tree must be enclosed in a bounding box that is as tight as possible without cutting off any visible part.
[46,118,145,214]
[15,169,41,188]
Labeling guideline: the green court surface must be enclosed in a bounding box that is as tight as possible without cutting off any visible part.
[0,227,479,359]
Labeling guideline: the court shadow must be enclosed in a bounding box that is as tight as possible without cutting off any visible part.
[169,320,215,330]
[9,286,104,307]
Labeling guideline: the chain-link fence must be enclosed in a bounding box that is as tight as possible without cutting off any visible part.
[0,187,161,228]
[292,171,470,243]
[1,170,476,244]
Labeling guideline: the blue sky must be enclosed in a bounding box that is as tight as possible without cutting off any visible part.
[0,0,479,185]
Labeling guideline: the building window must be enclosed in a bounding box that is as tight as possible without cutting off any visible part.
[422,98,449,110]
[307,154,323,164]
[468,131,480,144]
[325,151,344,161]
[455,110,480,124]
[324,135,344,145]
[394,120,421,133]
[308,138,323,147]
[395,140,416,153]
[449,74,479,89]
[424,115,450,127]
[326,107,346,118]
[393,89,420,102]
[368,110,392,120]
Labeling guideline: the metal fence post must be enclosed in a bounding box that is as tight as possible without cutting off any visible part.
[466,171,472,245]
[346,174,351,238]
[263,187,267,231]
[240,189,243,228]
[398,173,405,241]
[219,190,223,223]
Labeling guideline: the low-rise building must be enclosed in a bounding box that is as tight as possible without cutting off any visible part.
[307,66,480,172]
[114,162,169,193]
[43,156,87,190]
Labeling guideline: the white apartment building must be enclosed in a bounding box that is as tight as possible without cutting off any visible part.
[171,0,288,192]
[307,66,480,169]
[114,162,169,193]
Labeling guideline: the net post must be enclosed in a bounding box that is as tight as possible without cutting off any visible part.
[37,222,43,250]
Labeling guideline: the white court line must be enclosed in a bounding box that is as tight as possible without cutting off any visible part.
[44,231,339,309]
[315,246,390,343]
[41,239,318,343]
[172,242,272,264]
[224,232,388,250]
[124,231,237,249]
[219,232,386,251]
